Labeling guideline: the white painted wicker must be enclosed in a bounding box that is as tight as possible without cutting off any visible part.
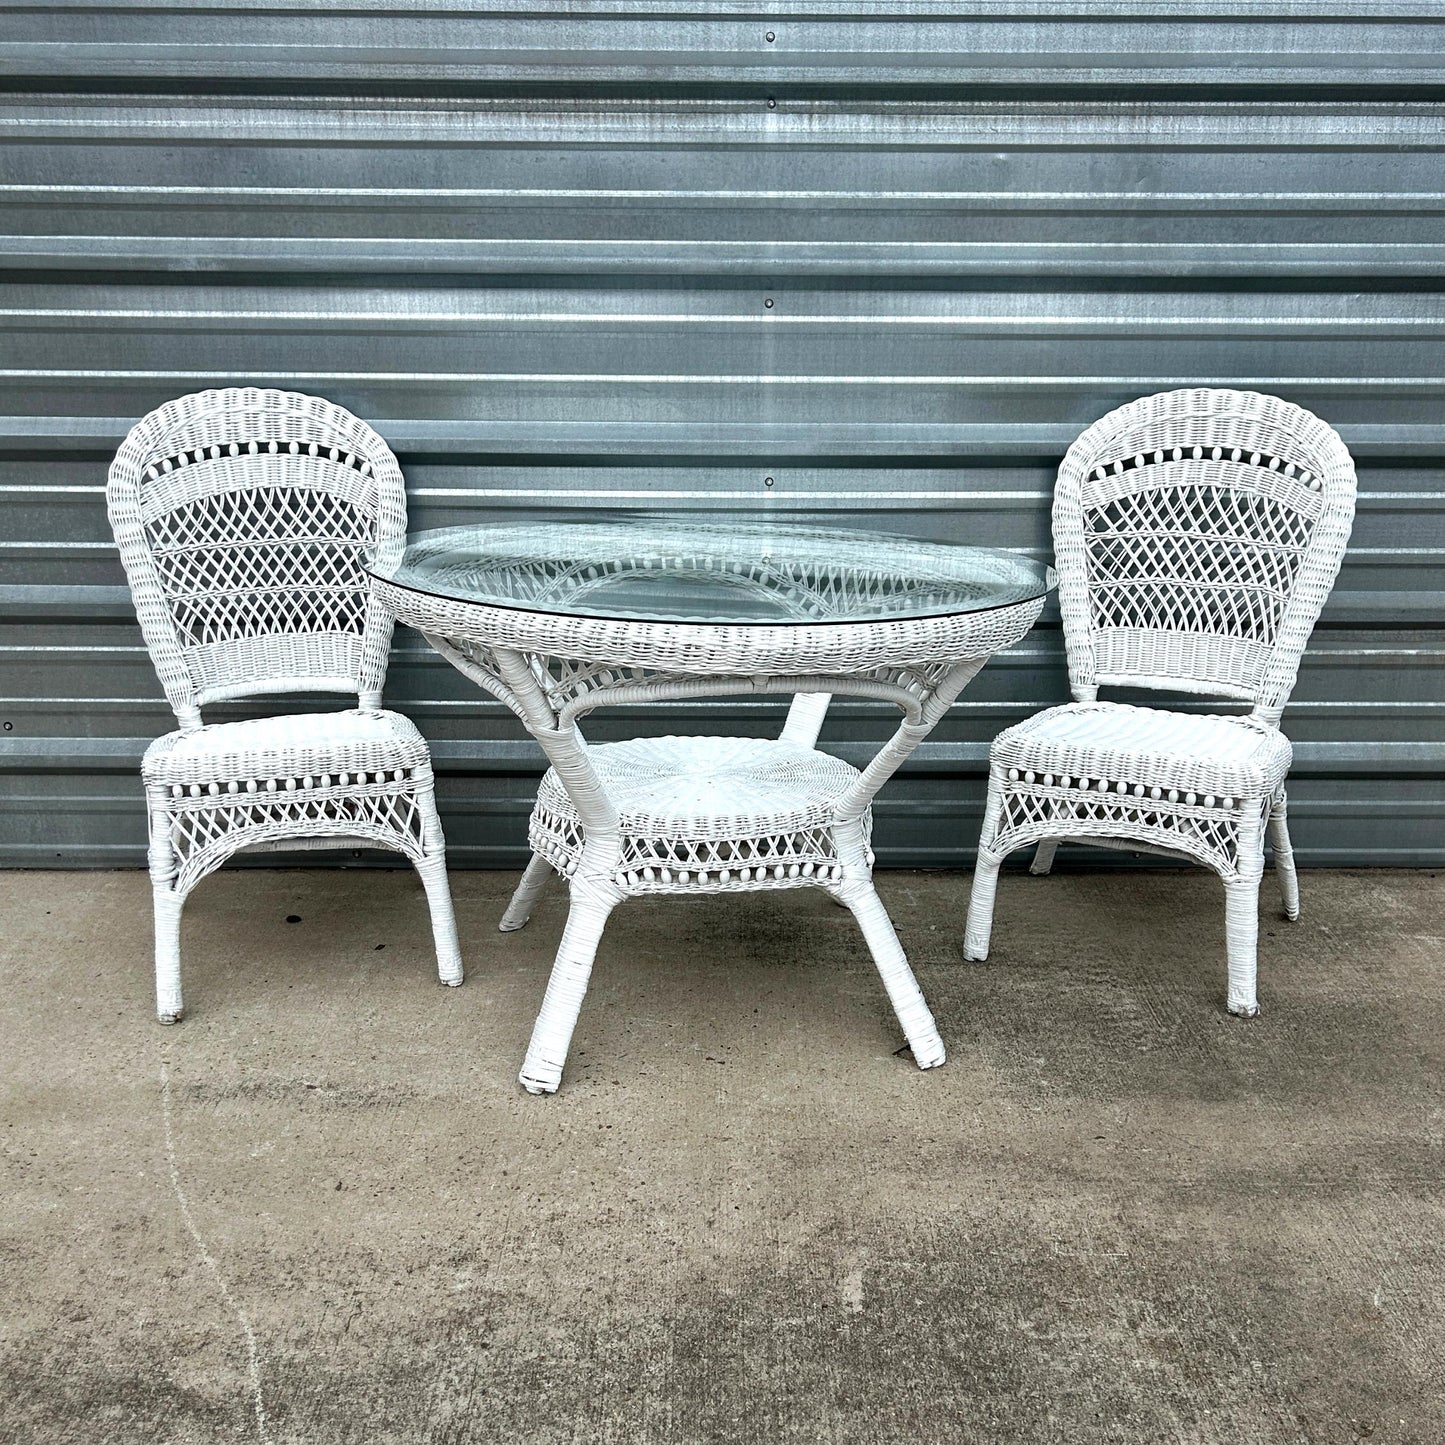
[963,387,1357,1016]
[107,387,463,1021]
[373,522,1048,1094]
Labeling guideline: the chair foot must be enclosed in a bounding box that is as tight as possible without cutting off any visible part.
[152,882,185,1024]
[1227,999,1261,1020]
[1268,791,1301,923]
[415,850,464,988]
[1028,839,1059,876]
[518,1065,562,1095]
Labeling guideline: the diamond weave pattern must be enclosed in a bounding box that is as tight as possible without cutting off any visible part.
[1085,474,1316,646]
[109,388,409,715]
[145,480,373,649]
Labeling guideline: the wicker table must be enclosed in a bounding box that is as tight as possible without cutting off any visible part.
[372,518,1051,1094]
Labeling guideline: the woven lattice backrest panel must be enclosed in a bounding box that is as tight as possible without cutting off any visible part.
[108,389,408,720]
[1054,389,1356,711]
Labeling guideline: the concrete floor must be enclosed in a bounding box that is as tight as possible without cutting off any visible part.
[1,865,1442,1444]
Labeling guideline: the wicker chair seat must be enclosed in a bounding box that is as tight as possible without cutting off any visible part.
[994,702,1292,801]
[530,735,861,891]
[143,708,431,789]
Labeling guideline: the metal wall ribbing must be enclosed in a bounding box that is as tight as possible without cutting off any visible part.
[2,2,1442,867]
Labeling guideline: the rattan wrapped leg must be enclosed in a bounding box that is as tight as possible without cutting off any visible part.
[500,854,553,932]
[146,796,186,1022]
[963,846,1003,963]
[1269,790,1301,921]
[1224,878,1262,1018]
[1029,839,1059,876]
[837,880,946,1069]
[152,886,186,1024]
[414,788,463,985]
[964,770,1007,961]
[519,886,620,1095]
[416,858,463,987]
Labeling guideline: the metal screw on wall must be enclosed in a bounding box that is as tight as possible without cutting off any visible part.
[765,31,775,42]
[764,298,774,308]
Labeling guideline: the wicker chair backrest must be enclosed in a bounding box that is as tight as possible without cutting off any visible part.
[107,388,407,727]
[1052,388,1356,717]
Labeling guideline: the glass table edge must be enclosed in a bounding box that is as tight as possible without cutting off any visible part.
[370,523,1056,629]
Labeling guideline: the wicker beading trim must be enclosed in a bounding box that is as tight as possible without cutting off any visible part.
[966,387,1358,1021]
[994,703,1293,798]
[375,576,1045,677]
[108,389,462,1020]
[141,708,433,785]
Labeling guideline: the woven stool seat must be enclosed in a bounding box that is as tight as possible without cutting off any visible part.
[531,736,861,892]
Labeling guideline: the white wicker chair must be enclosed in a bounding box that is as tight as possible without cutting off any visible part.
[107,387,463,1021]
[963,388,1356,1016]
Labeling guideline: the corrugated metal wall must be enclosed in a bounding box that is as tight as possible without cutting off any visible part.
[2,2,1442,868]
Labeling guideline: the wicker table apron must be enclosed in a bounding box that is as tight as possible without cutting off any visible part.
[372,520,1050,1094]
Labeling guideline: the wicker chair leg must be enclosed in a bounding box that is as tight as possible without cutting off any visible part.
[519,888,619,1095]
[413,786,463,986]
[152,885,186,1024]
[500,853,552,933]
[1268,792,1301,922]
[837,881,946,1069]
[964,770,1007,961]
[146,796,186,1023]
[963,847,1003,962]
[1223,878,1262,1018]
[415,854,464,987]
[1029,839,1059,876]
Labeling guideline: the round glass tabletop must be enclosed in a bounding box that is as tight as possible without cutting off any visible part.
[375,519,1053,628]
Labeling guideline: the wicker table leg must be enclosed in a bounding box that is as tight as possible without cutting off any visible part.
[519,881,622,1095]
